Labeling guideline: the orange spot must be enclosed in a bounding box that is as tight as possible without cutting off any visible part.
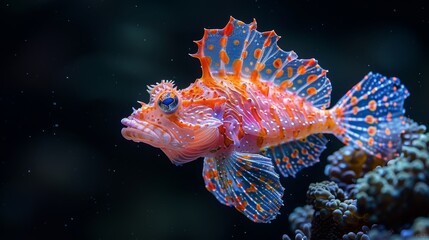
[224,21,234,36]
[385,128,391,136]
[344,137,350,145]
[256,204,263,212]
[273,58,282,68]
[207,182,216,191]
[306,74,317,83]
[306,58,316,66]
[383,96,388,102]
[254,48,262,59]
[368,100,377,111]
[286,163,292,169]
[208,44,214,50]
[351,96,358,105]
[371,87,378,94]
[302,148,308,155]
[386,112,392,122]
[283,156,289,162]
[246,183,257,192]
[365,115,375,124]
[220,37,227,47]
[279,80,292,89]
[368,137,374,146]
[388,141,393,148]
[210,29,218,34]
[237,21,244,26]
[242,51,248,59]
[255,62,265,71]
[297,159,304,165]
[275,69,284,78]
[233,40,239,46]
[356,140,363,147]
[235,199,248,212]
[297,66,306,75]
[291,149,299,158]
[287,67,293,77]
[307,87,317,95]
[233,59,243,76]
[265,69,272,74]
[368,126,377,136]
[219,50,229,64]
[352,106,359,115]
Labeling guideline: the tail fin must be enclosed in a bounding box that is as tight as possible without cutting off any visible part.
[331,72,409,160]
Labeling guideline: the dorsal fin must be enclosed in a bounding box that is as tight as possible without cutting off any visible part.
[191,16,332,109]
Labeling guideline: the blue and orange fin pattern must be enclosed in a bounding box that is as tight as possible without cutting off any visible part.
[263,134,328,177]
[202,152,284,223]
[332,72,409,160]
[192,17,332,109]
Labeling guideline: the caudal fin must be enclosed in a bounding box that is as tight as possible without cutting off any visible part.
[331,72,409,160]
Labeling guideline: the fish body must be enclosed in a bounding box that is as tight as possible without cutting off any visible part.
[121,17,409,223]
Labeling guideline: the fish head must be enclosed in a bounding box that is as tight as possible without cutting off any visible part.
[121,80,224,165]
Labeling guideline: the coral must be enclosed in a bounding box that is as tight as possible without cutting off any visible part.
[355,129,429,229]
[288,205,314,235]
[283,120,428,239]
[324,145,385,198]
[284,181,370,240]
[411,216,429,237]
[307,181,369,239]
[341,225,371,240]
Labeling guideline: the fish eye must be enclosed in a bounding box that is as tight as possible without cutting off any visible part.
[158,92,179,114]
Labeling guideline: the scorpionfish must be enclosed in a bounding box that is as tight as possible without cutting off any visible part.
[121,17,409,223]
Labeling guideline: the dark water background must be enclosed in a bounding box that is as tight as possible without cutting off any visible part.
[1,0,428,239]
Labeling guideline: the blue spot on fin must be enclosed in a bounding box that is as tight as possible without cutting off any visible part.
[202,151,284,223]
[263,134,328,177]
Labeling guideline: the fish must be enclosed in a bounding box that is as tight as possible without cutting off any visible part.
[121,17,409,223]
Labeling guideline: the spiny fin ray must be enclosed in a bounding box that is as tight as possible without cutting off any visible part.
[192,16,332,109]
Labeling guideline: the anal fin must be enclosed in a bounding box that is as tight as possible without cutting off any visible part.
[202,152,284,223]
[263,134,328,177]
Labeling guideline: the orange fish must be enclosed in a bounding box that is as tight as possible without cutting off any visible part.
[121,17,409,223]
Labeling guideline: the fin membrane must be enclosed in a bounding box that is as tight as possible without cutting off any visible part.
[263,134,328,177]
[192,17,332,109]
[332,72,409,160]
[202,152,284,223]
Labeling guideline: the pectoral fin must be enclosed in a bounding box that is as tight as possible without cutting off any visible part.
[202,152,284,223]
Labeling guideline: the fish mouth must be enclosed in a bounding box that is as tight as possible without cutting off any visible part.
[121,117,179,148]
